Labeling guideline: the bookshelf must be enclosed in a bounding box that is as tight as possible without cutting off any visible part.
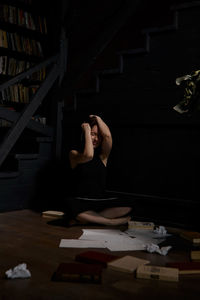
[0,0,48,124]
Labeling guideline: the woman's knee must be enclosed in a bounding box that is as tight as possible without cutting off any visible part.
[123,207,132,215]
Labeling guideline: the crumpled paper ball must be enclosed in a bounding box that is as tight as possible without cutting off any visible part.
[5,263,31,279]
[146,243,172,256]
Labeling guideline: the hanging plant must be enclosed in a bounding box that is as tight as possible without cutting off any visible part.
[173,70,200,115]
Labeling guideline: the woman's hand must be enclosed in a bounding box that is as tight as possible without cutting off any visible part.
[89,114,100,120]
[81,122,91,133]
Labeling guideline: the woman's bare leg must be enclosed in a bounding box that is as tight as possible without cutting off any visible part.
[99,207,132,219]
[76,209,132,226]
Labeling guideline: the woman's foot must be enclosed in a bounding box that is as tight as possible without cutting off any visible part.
[68,218,90,226]
[107,215,131,226]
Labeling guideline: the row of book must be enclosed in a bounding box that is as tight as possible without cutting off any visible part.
[0,55,46,80]
[0,4,47,34]
[0,83,39,104]
[0,29,43,57]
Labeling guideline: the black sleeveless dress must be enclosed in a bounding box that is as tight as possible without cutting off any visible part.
[66,152,134,218]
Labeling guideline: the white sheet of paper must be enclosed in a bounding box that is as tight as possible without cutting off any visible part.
[59,239,106,248]
[79,229,127,241]
[59,228,167,251]
[106,237,146,251]
[79,229,146,251]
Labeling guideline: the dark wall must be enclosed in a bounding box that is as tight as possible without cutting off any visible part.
[63,2,200,205]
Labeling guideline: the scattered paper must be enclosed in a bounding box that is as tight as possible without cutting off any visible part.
[125,229,168,244]
[154,226,167,235]
[145,243,172,256]
[59,227,172,252]
[59,239,106,248]
[79,229,146,251]
[5,263,31,279]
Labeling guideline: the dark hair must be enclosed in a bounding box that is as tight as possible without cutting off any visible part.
[88,116,98,128]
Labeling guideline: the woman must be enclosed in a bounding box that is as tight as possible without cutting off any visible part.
[68,114,133,225]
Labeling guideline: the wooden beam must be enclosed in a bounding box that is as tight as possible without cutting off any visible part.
[0,107,54,136]
[0,55,58,92]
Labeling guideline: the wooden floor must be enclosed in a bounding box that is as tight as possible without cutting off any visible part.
[0,209,200,300]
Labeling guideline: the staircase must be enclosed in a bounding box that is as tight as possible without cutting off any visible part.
[0,134,53,211]
[0,53,66,213]
[63,1,200,229]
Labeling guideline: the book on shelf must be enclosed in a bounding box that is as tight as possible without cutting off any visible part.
[75,250,119,268]
[180,231,200,244]
[136,265,179,282]
[107,255,150,274]
[0,29,8,48]
[51,262,102,284]
[166,261,200,274]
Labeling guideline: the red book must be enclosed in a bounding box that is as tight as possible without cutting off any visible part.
[75,251,119,268]
[180,231,200,244]
[52,262,102,283]
[166,262,200,274]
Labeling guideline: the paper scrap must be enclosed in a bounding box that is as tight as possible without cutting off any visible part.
[153,226,167,235]
[145,243,172,256]
[5,263,31,279]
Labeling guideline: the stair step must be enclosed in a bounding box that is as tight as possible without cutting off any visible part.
[142,24,176,35]
[118,48,147,55]
[36,137,54,143]
[15,153,39,160]
[0,154,19,172]
[171,1,200,10]
[76,88,98,95]
[98,68,122,75]
[0,171,20,179]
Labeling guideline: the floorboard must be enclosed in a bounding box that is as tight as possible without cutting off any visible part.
[0,209,199,300]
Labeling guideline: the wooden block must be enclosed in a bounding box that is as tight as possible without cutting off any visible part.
[128,221,155,230]
[136,265,179,282]
[166,262,200,274]
[191,251,200,261]
[107,255,150,273]
[51,262,102,283]
[180,231,200,244]
[75,251,119,268]
[42,210,64,218]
